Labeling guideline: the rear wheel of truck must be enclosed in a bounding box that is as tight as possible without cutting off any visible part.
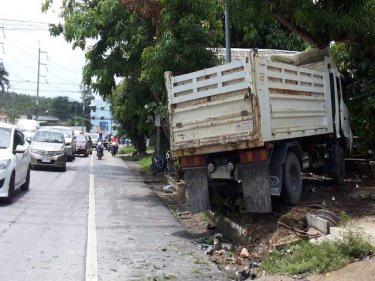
[332,145,345,186]
[283,152,302,205]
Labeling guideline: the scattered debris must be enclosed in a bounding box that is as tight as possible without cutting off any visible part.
[239,248,250,258]
[162,185,175,193]
[306,213,330,234]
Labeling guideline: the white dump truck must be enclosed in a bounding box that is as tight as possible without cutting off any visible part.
[164,48,352,213]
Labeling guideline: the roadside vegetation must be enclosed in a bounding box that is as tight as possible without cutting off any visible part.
[119,145,135,155]
[261,227,374,275]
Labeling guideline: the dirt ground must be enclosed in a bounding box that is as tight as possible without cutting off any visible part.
[128,158,375,280]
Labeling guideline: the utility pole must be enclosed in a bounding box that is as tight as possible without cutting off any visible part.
[36,47,47,120]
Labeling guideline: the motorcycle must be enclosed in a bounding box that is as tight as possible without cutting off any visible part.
[150,151,166,175]
[97,141,104,160]
[110,141,119,157]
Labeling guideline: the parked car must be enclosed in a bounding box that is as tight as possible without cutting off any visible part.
[29,129,67,171]
[50,126,76,161]
[16,119,41,142]
[0,123,31,203]
[84,134,93,154]
[75,134,90,157]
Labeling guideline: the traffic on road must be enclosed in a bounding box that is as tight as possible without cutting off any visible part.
[0,122,225,281]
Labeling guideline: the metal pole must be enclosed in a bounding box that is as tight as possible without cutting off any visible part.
[36,47,40,120]
[224,2,231,63]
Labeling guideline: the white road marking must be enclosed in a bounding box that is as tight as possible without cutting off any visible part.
[86,156,98,281]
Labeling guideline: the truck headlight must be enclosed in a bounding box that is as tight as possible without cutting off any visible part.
[0,159,11,170]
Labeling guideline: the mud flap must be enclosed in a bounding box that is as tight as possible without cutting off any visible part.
[184,167,210,214]
[239,161,272,213]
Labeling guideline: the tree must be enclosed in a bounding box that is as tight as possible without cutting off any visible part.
[43,0,224,153]
[227,0,375,150]
[0,63,9,93]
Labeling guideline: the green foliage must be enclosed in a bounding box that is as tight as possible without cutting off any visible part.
[261,230,374,275]
[137,155,152,171]
[197,235,214,245]
[228,0,375,151]
[119,144,135,155]
[0,91,84,122]
[44,0,375,151]
[0,64,9,93]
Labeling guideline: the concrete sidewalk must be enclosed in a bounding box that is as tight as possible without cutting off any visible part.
[92,154,230,280]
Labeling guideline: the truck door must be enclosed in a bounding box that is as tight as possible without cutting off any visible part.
[336,76,353,150]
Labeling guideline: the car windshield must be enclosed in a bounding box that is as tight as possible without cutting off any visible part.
[0,127,11,148]
[53,128,72,138]
[76,135,86,142]
[33,131,64,143]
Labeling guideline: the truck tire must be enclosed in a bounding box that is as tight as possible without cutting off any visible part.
[283,152,302,205]
[332,145,345,186]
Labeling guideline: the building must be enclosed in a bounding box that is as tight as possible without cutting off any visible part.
[89,96,116,135]
[0,112,9,123]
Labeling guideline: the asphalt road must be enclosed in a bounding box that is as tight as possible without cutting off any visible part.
[0,152,228,281]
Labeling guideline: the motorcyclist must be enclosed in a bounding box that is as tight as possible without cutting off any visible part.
[97,133,104,156]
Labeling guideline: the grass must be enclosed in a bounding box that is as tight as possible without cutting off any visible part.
[118,144,135,155]
[261,228,374,275]
[137,155,152,171]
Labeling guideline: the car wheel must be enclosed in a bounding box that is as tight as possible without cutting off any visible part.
[60,164,66,172]
[5,173,15,204]
[21,166,31,191]
[283,152,302,205]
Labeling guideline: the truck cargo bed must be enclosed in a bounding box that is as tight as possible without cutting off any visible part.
[165,50,333,157]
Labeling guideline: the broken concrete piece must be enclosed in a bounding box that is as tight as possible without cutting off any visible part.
[306,213,330,234]
[305,227,321,237]
[239,247,250,258]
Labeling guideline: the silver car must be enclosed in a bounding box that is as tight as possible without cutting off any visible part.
[50,126,76,161]
[29,129,67,171]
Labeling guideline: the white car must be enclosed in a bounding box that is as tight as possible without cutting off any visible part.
[16,119,41,142]
[50,126,76,161]
[0,123,31,203]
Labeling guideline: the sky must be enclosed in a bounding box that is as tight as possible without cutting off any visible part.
[0,0,86,101]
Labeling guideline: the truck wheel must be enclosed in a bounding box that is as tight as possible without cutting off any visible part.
[332,145,345,186]
[283,152,302,205]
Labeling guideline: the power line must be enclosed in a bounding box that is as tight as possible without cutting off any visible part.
[12,87,82,93]
[10,79,81,86]
[0,18,52,25]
